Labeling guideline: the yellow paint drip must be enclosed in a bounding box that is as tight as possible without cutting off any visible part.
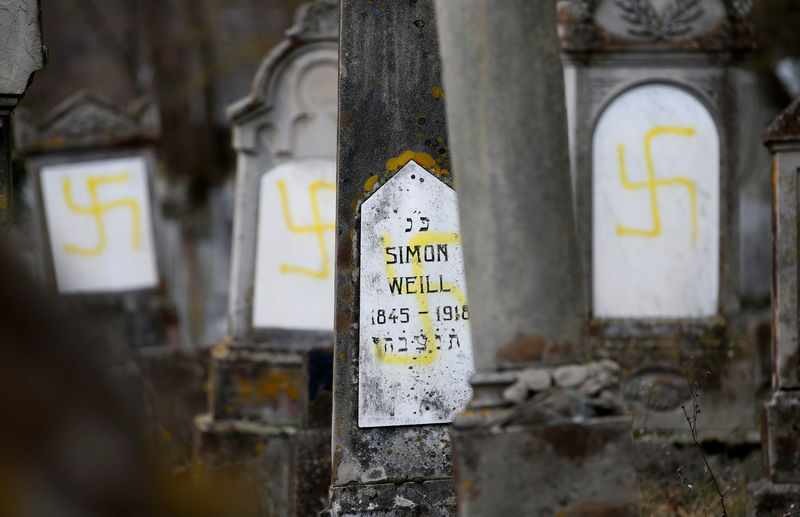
[385,151,449,176]
[364,174,379,192]
[429,86,444,99]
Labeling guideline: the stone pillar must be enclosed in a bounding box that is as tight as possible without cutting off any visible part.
[194,2,338,516]
[435,1,639,515]
[323,1,474,515]
[0,0,45,229]
[557,0,755,439]
[748,99,800,515]
[22,91,175,353]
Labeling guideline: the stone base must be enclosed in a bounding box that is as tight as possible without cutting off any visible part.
[451,415,640,516]
[321,479,456,516]
[195,415,331,517]
[748,479,800,516]
[763,390,800,483]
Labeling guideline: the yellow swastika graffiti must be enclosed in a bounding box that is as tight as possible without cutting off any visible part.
[277,179,336,279]
[616,126,698,245]
[374,232,466,366]
[62,174,141,256]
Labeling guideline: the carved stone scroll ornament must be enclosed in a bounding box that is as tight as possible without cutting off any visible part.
[615,0,704,41]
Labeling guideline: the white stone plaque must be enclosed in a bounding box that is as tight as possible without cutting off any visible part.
[593,84,720,318]
[359,160,474,427]
[252,159,336,331]
[40,156,158,293]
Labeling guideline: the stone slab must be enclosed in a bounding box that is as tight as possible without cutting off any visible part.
[451,416,640,517]
[592,83,720,318]
[322,480,456,517]
[358,160,473,427]
[748,479,800,517]
[252,159,336,331]
[762,390,800,484]
[329,0,458,493]
[209,347,306,425]
[39,156,159,293]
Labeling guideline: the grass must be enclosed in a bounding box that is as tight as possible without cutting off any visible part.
[639,466,751,516]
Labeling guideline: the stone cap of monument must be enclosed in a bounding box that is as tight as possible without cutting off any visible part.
[23,91,159,154]
[226,0,337,126]
[558,0,754,56]
[0,0,47,115]
[764,97,800,149]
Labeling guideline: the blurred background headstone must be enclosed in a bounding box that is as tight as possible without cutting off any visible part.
[194,1,338,515]
[559,0,757,443]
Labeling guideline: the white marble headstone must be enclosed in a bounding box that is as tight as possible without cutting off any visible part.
[40,156,158,293]
[358,160,474,427]
[593,84,720,318]
[252,159,336,331]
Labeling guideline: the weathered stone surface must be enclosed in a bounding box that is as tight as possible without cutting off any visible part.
[501,380,528,404]
[437,1,640,515]
[327,1,457,512]
[451,417,640,517]
[436,0,585,371]
[195,416,294,516]
[748,479,800,517]
[517,367,552,392]
[553,364,589,388]
[762,390,800,484]
[209,347,305,425]
[323,480,456,517]
[0,0,45,112]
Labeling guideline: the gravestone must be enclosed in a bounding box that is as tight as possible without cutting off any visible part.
[748,99,800,515]
[435,1,639,515]
[321,1,472,515]
[22,91,174,352]
[0,0,45,228]
[193,2,338,516]
[560,0,756,437]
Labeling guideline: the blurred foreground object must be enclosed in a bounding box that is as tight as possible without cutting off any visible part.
[0,0,45,228]
[436,0,639,514]
[0,237,257,517]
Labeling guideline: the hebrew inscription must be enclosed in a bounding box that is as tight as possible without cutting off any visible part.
[593,84,719,318]
[252,159,336,331]
[40,156,158,293]
[359,160,473,427]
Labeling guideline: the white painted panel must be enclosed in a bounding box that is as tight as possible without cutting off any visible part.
[40,156,158,293]
[252,159,336,331]
[593,84,720,318]
[359,160,474,427]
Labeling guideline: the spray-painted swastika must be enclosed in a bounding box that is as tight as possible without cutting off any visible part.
[62,173,142,256]
[616,126,698,245]
[276,179,336,279]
